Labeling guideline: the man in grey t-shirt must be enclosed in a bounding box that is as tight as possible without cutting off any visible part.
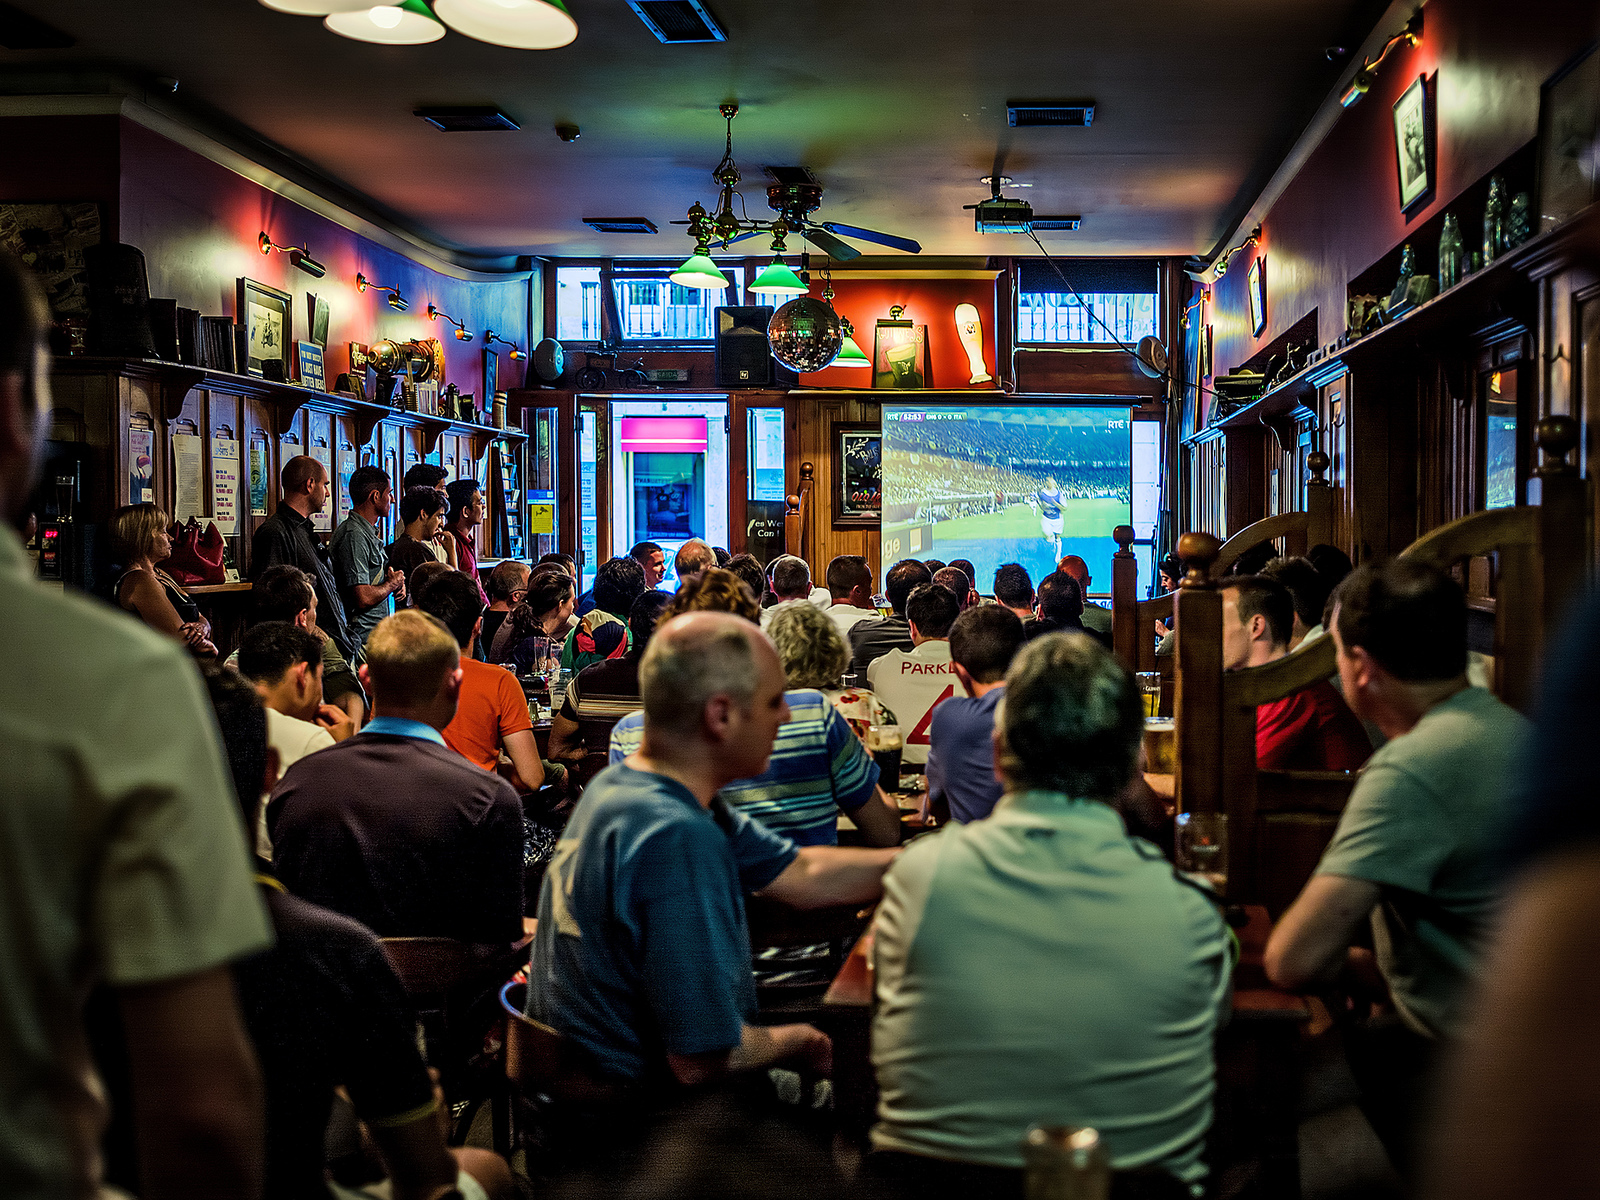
[329,465,405,661]
[1266,559,1528,1177]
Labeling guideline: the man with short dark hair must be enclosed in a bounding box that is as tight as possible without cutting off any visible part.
[246,563,366,725]
[1266,559,1529,1176]
[868,582,962,765]
[564,555,648,673]
[387,486,450,586]
[530,612,897,1099]
[1059,554,1112,645]
[723,553,769,608]
[868,633,1229,1194]
[251,454,355,659]
[329,464,406,660]
[760,555,813,628]
[932,565,974,611]
[927,605,1026,823]
[1260,555,1333,649]
[848,559,932,681]
[992,562,1035,621]
[444,478,486,595]
[416,570,544,793]
[1025,571,1085,640]
[576,540,666,616]
[1221,575,1368,771]
[481,559,530,659]
[0,249,271,1198]
[269,610,524,942]
[826,554,878,641]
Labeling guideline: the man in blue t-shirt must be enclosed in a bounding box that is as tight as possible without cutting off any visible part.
[928,605,1025,824]
[529,612,899,1092]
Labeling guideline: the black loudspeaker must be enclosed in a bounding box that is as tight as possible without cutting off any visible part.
[715,305,794,388]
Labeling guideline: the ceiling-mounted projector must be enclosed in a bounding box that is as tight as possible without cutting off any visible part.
[969,196,1035,233]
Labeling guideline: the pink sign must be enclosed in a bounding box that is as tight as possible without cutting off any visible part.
[620,416,707,455]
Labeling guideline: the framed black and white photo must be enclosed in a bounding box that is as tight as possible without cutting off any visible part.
[1537,43,1599,234]
[833,423,881,528]
[1393,74,1435,214]
[238,277,293,378]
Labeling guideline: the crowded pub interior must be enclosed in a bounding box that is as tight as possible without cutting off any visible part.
[4,0,1600,1196]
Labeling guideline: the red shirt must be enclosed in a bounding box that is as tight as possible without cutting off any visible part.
[1256,680,1371,771]
[448,526,489,604]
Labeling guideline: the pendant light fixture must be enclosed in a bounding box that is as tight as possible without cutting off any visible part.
[260,0,388,14]
[325,0,445,44]
[670,204,732,290]
[835,318,869,366]
[432,0,577,49]
[749,221,808,298]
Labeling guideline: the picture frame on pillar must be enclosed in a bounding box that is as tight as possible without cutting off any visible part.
[1393,73,1436,214]
[834,423,881,529]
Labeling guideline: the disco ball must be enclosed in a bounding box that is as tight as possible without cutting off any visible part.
[767,296,843,372]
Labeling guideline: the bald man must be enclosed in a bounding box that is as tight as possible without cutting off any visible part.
[528,612,896,1101]
[250,454,354,659]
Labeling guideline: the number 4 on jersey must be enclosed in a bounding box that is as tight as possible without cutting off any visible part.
[907,684,956,745]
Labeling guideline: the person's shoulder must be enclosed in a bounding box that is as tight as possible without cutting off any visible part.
[267,707,335,753]
[13,570,185,672]
[783,688,830,717]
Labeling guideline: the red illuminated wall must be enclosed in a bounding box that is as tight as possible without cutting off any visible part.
[800,276,1000,389]
[1205,0,1599,407]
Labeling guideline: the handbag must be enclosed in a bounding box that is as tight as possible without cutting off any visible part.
[166,517,226,586]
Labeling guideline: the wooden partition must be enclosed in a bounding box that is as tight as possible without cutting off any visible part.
[1171,417,1589,914]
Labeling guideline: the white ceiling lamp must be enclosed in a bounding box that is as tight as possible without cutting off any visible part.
[432,0,577,49]
[325,1,445,43]
[260,0,390,15]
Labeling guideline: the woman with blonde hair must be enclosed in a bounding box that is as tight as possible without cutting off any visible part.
[109,503,216,656]
[765,599,898,745]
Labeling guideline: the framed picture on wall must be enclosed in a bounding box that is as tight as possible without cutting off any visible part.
[296,341,325,391]
[1537,43,1600,233]
[1393,74,1435,214]
[238,277,293,378]
[1247,259,1267,337]
[873,316,928,390]
[833,423,881,528]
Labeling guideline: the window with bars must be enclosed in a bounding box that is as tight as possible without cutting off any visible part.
[555,264,740,342]
[1015,259,1160,345]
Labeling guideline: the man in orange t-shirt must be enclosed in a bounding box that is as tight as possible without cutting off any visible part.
[416,570,545,792]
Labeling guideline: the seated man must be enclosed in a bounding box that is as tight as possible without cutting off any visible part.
[1221,575,1369,771]
[199,663,514,1200]
[269,610,524,942]
[237,621,354,857]
[931,565,974,612]
[548,591,672,764]
[1266,560,1529,1177]
[479,559,530,660]
[826,553,879,641]
[848,559,931,683]
[1260,555,1332,650]
[927,605,1025,824]
[672,537,719,584]
[992,562,1035,622]
[529,612,898,1096]
[563,555,647,674]
[868,633,1230,1195]
[249,563,366,724]
[868,583,961,767]
[415,570,545,793]
[759,555,814,627]
[1023,571,1085,640]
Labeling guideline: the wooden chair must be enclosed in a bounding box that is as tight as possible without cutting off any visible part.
[746,895,871,1017]
[382,936,532,1155]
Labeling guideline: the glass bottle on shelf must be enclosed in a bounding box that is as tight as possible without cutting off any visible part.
[1482,176,1505,264]
[1438,213,1464,291]
[1508,192,1531,248]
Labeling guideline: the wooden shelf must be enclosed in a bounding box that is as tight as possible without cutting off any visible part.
[187,581,252,595]
[380,407,526,457]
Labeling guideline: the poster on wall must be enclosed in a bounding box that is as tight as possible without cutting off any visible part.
[874,318,928,390]
[212,436,239,534]
[172,430,204,521]
[834,424,882,529]
[337,448,357,523]
[249,439,269,515]
[128,422,155,505]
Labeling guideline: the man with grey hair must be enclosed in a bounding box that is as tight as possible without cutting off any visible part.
[528,611,896,1104]
[866,632,1230,1196]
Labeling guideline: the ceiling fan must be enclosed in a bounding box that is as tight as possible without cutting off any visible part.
[669,104,920,290]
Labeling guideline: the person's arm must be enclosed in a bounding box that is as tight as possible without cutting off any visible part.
[501,728,546,793]
[848,786,903,847]
[547,711,585,761]
[121,571,187,639]
[117,966,265,1200]
[1264,873,1381,990]
[366,1111,460,1200]
[315,702,357,743]
[351,568,405,612]
[756,845,897,910]
[666,1021,832,1088]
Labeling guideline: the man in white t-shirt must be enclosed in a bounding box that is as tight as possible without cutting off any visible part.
[237,621,353,856]
[867,583,962,765]
[825,553,880,643]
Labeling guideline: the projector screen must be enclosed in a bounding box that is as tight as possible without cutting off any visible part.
[881,404,1132,596]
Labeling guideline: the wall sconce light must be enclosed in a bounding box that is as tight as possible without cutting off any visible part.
[1339,11,1422,108]
[484,330,526,360]
[1212,227,1262,282]
[427,303,473,341]
[356,272,409,312]
[259,232,327,278]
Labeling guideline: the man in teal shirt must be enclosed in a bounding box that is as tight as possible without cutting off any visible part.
[1267,559,1529,1177]
[329,464,405,661]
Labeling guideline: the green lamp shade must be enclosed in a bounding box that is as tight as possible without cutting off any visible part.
[325,0,444,42]
[670,253,730,290]
[749,260,808,297]
[433,0,577,49]
[835,333,870,366]
[262,0,388,14]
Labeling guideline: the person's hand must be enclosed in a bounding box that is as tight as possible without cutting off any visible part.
[1154,619,1171,638]
[794,1025,833,1077]
[315,703,357,742]
[178,621,208,647]
[386,568,406,601]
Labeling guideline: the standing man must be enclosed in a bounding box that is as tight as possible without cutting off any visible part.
[251,453,355,660]
[444,478,486,596]
[330,464,405,661]
[0,249,272,1197]
[403,462,456,568]
[1034,474,1065,560]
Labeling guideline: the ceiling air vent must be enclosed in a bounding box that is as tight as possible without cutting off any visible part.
[1007,102,1096,128]
[1031,216,1083,231]
[583,218,659,234]
[413,107,520,133]
[625,0,726,44]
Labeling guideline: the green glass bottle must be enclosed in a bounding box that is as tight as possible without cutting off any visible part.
[1438,213,1464,291]
[1482,176,1505,264]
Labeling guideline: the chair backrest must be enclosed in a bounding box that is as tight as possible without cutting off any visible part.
[381,936,532,1008]
[500,981,564,1090]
